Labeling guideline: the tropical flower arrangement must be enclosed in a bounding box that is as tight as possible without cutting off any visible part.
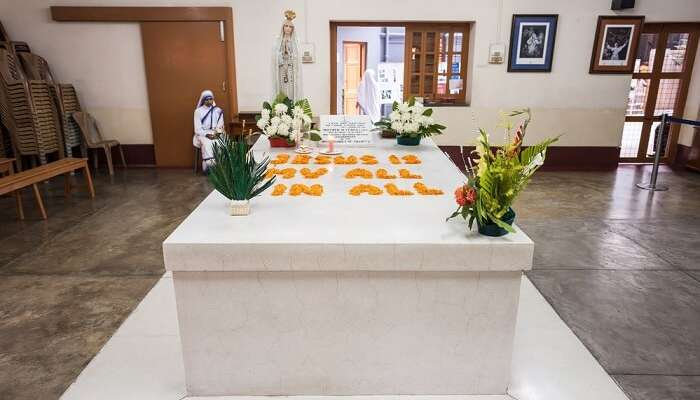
[375,97,446,146]
[256,93,321,147]
[447,109,558,236]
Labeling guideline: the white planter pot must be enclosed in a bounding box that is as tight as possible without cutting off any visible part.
[229,199,250,216]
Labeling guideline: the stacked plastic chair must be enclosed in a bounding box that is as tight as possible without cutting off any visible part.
[0,46,64,169]
[56,84,82,157]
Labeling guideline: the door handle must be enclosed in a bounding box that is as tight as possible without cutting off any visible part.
[222,81,226,92]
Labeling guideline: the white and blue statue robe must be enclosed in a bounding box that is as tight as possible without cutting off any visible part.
[193,103,224,170]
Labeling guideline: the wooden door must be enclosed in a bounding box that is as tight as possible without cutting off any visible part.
[141,21,228,167]
[343,41,366,115]
[621,23,699,163]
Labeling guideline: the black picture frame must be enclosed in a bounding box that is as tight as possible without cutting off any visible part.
[507,14,558,72]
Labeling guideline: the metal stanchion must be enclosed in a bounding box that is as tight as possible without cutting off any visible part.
[637,113,669,191]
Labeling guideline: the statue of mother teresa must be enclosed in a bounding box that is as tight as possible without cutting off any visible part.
[274,10,302,101]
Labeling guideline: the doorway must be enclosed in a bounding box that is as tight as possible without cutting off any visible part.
[342,41,367,115]
[620,23,699,163]
[142,21,228,167]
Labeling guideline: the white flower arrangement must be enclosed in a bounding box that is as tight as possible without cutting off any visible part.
[375,97,446,138]
[256,94,319,143]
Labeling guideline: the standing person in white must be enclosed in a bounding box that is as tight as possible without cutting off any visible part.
[193,90,224,172]
[357,69,381,123]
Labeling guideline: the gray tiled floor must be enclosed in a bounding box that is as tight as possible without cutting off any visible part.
[1,164,699,399]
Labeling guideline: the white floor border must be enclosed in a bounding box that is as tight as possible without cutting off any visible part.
[60,272,628,400]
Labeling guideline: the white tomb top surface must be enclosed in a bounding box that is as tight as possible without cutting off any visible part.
[164,135,533,272]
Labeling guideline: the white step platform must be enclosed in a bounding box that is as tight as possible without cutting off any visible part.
[60,272,629,400]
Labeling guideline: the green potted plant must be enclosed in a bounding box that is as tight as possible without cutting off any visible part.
[256,93,321,148]
[374,97,445,146]
[447,109,558,236]
[208,134,276,216]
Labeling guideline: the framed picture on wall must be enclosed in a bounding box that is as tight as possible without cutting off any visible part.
[589,15,645,74]
[507,14,558,72]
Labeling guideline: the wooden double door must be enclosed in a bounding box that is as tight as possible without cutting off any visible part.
[621,23,699,163]
[142,21,229,167]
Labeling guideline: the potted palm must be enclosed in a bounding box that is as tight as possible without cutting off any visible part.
[208,134,276,216]
[375,97,445,146]
[447,109,558,236]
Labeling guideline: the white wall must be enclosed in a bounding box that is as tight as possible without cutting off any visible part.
[1,0,699,148]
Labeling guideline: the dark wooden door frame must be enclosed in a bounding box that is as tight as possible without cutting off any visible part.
[623,22,699,164]
[51,6,238,119]
[330,21,406,114]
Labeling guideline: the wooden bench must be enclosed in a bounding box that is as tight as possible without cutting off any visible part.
[0,157,95,220]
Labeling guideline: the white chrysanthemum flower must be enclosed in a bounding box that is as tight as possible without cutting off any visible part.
[270,116,281,127]
[274,103,288,115]
[281,114,293,125]
[256,118,268,130]
[405,122,419,133]
[397,102,410,113]
[292,106,304,117]
[265,125,277,136]
[290,129,302,142]
[277,123,290,137]
[261,109,271,119]
[389,111,400,121]
[391,121,404,133]
[401,112,411,122]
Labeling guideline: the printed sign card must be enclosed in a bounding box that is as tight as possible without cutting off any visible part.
[320,115,374,145]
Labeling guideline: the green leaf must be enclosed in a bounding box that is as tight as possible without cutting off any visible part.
[446,209,461,221]
[408,97,416,107]
[263,101,272,110]
[308,132,322,141]
[422,108,433,116]
[392,101,399,111]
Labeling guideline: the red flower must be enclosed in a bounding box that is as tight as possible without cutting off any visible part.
[455,185,477,206]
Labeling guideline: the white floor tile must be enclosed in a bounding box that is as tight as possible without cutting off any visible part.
[114,275,179,338]
[185,397,512,400]
[508,277,629,400]
[60,273,628,400]
[60,335,186,400]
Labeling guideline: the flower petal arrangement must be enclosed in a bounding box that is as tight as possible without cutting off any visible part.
[375,97,446,139]
[256,94,321,144]
[447,109,559,235]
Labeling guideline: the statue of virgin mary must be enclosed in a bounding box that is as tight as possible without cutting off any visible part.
[274,10,302,100]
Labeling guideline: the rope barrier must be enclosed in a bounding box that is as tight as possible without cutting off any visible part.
[636,113,700,191]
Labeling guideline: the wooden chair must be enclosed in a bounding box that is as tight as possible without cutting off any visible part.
[71,111,126,175]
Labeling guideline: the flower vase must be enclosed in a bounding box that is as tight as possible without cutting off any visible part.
[397,136,421,146]
[269,137,295,148]
[477,208,516,237]
[229,199,251,216]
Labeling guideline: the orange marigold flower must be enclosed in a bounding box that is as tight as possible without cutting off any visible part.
[348,184,383,196]
[291,154,311,164]
[272,184,287,196]
[345,168,373,179]
[271,153,290,165]
[376,168,396,179]
[385,183,414,196]
[402,154,422,164]
[300,167,328,179]
[315,155,332,164]
[388,154,401,164]
[399,168,422,179]
[414,182,443,195]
